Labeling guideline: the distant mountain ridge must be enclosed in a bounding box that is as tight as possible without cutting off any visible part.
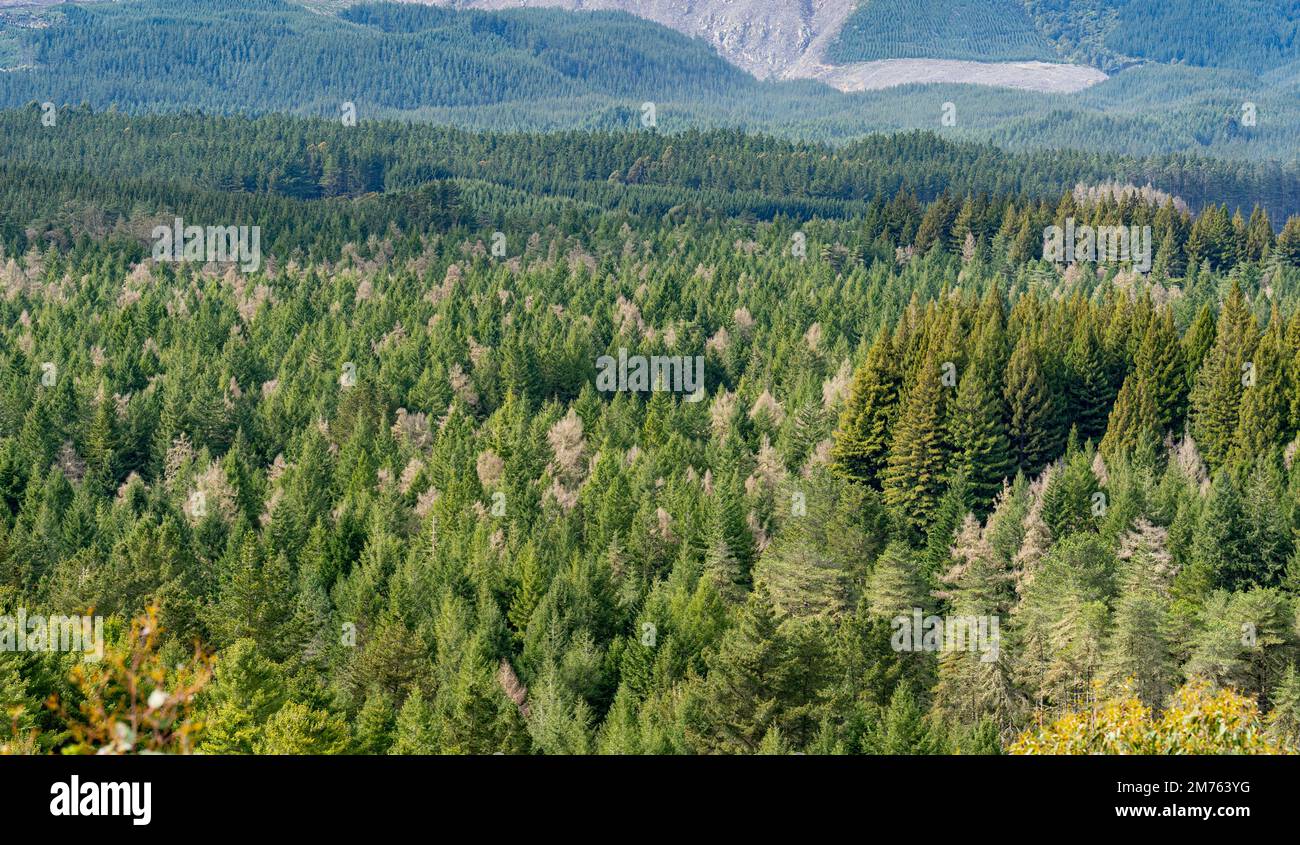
[401,0,1102,90]
[331,0,1297,100]
[397,0,1300,79]
[416,0,858,81]
[1,0,1296,165]
[9,0,1298,83]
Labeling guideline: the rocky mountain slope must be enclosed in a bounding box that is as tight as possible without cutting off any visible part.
[423,0,857,80]
[418,0,1104,92]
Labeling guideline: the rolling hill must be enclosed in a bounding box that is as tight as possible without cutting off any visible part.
[0,0,1296,164]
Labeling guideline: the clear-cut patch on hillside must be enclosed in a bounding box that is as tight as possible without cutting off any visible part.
[795,58,1109,94]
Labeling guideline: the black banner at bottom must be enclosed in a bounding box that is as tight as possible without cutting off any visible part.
[0,754,1287,831]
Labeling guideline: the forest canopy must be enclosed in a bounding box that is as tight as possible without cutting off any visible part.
[3,105,1300,755]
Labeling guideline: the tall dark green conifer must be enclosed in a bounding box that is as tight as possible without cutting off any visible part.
[949,367,1013,507]
[883,352,950,536]
[831,330,900,488]
[1003,335,1057,474]
[1189,283,1258,470]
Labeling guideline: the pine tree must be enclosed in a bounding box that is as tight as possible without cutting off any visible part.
[1267,663,1300,748]
[784,400,826,471]
[882,352,949,536]
[1182,302,1217,380]
[1189,283,1258,471]
[932,515,1021,730]
[1241,460,1292,588]
[508,542,546,645]
[433,644,530,754]
[0,653,36,746]
[1233,312,1290,462]
[1245,207,1274,263]
[756,725,791,754]
[703,523,745,606]
[704,470,755,599]
[253,702,350,754]
[683,582,794,754]
[1276,216,1300,267]
[1044,437,1102,532]
[1064,322,1112,442]
[758,469,881,620]
[390,690,440,755]
[354,688,397,754]
[1133,307,1187,434]
[923,474,970,578]
[954,717,1002,755]
[948,367,1013,508]
[84,389,117,496]
[866,540,927,621]
[1003,335,1058,474]
[1184,589,1296,701]
[207,540,301,660]
[1100,372,1160,463]
[595,685,644,755]
[1101,520,1177,707]
[1189,472,1257,592]
[831,330,900,488]
[870,682,945,754]
[522,660,595,754]
[1011,532,1111,712]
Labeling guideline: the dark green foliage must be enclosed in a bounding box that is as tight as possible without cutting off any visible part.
[3,103,1300,755]
[828,0,1057,64]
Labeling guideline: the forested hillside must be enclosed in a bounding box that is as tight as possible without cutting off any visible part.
[2,108,1299,245]
[2,0,1299,162]
[4,106,1300,754]
[964,0,1300,75]
[1102,0,1300,74]
[827,0,1059,64]
[0,0,753,113]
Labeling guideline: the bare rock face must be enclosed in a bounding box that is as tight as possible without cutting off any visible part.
[424,0,859,80]
[14,0,1109,93]
[419,1,1107,92]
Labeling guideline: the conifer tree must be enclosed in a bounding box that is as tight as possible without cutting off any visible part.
[1003,335,1057,474]
[923,474,970,578]
[831,330,900,488]
[595,685,645,755]
[1182,302,1217,380]
[1011,532,1110,710]
[882,352,950,536]
[1184,588,1296,701]
[0,654,36,749]
[1039,442,1101,538]
[932,515,1021,730]
[525,665,595,755]
[391,690,440,755]
[1189,283,1258,470]
[1101,520,1177,707]
[1267,663,1300,748]
[758,470,881,620]
[866,540,927,621]
[253,702,350,755]
[1133,307,1187,433]
[683,582,794,754]
[354,688,397,754]
[1064,322,1111,442]
[948,367,1013,507]
[1233,312,1290,462]
[870,682,945,754]
[1245,207,1274,263]
[1100,372,1160,463]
